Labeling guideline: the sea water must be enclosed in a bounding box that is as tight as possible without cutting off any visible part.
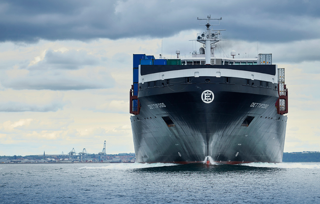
[1,163,320,204]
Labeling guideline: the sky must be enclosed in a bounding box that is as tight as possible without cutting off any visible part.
[0,0,319,155]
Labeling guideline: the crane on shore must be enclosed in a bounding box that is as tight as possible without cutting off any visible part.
[79,148,87,162]
[68,148,76,160]
[98,141,107,162]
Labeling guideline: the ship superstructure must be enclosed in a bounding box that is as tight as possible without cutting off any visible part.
[129,16,288,164]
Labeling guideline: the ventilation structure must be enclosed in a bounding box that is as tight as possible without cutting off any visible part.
[241,116,255,127]
[162,116,175,127]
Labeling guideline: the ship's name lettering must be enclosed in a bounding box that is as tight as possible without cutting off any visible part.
[148,103,166,109]
[250,102,269,109]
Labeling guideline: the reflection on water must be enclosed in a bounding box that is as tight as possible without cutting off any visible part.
[79,162,178,170]
[240,162,320,169]
[133,163,282,174]
[79,162,320,173]
[1,162,319,204]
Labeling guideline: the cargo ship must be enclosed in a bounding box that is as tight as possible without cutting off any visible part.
[129,16,288,164]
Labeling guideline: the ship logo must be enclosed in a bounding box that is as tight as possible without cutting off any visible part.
[201,90,214,104]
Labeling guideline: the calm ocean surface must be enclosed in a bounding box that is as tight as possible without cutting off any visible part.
[1,162,320,204]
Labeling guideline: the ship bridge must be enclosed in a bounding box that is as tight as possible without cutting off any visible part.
[129,16,288,117]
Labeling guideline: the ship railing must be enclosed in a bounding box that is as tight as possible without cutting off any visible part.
[279,91,287,96]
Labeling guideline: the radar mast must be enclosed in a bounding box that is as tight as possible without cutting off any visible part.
[196,15,224,65]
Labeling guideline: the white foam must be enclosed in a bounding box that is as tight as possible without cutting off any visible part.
[203,156,219,165]
[79,163,179,170]
[239,162,320,169]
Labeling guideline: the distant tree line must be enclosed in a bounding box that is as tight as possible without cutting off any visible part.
[283,152,320,162]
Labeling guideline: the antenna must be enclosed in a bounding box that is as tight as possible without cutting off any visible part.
[231,50,236,59]
[161,39,163,58]
[196,15,224,65]
[176,50,180,58]
[197,15,222,27]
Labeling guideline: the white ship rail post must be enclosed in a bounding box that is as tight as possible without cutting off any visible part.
[196,15,224,65]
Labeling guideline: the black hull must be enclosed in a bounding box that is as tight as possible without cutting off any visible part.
[131,76,287,164]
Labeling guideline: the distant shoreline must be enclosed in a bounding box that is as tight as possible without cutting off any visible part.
[1,162,320,165]
[1,152,319,164]
[0,162,132,165]
[283,152,320,162]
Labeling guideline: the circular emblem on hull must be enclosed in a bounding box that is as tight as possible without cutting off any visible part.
[201,90,214,104]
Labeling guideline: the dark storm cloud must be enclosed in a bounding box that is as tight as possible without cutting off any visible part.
[1,0,320,43]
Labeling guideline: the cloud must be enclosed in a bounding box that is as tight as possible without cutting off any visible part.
[0,49,115,90]
[0,67,115,90]
[0,133,7,139]
[0,117,73,131]
[1,1,320,155]
[0,134,16,144]
[1,119,33,131]
[209,38,320,64]
[0,101,65,112]
[1,0,320,43]
[29,49,99,70]
[67,125,131,138]
[0,90,66,112]
[26,131,62,140]
[94,100,128,113]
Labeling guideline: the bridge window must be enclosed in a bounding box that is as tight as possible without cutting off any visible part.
[241,62,246,65]
[248,62,253,65]
[234,62,240,65]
